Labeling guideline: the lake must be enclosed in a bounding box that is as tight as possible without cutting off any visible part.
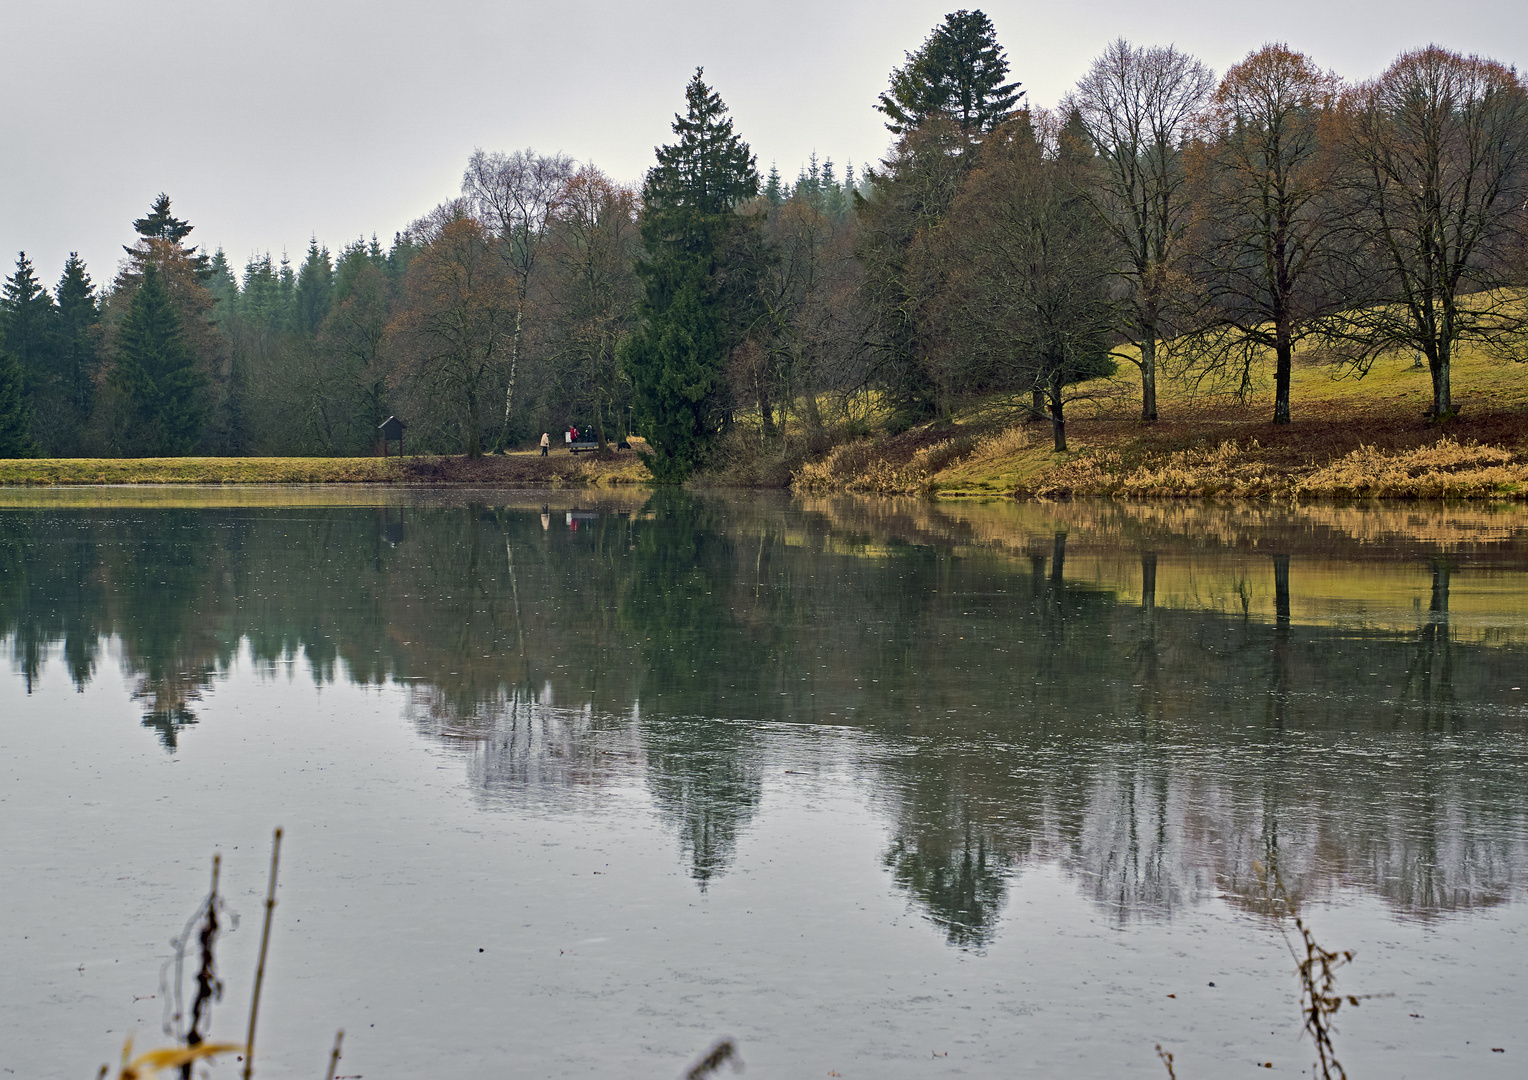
[2,489,1525,1078]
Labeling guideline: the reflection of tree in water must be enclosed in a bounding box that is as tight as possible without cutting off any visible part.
[884,826,1010,949]
[1401,560,1457,729]
[408,683,646,803]
[643,717,762,887]
[3,496,1528,922]
[623,492,766,886]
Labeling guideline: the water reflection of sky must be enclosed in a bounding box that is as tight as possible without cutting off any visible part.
[3,493,1528,1078]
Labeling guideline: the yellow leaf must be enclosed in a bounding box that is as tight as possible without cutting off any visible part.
[118,1040,244,1079]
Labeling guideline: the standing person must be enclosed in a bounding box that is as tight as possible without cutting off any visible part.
[540,432,550,457]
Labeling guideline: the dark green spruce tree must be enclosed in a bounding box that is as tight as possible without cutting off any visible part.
[112,263,206,454]
[621,68,764,482]
[293,239,334,337]
[876,9,1023,136]
[53,253,100,448]
[128,193,210,276]
[0,347,36,457]
[1,253,57,390]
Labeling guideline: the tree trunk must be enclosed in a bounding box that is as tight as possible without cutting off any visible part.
[1139,334,1158,422]
[1030,387,1046,421]
[1273,326,1292,425]
[801,370,823,432]
[1049,377,1067,452]
[466,388,482,458]
[494,307,523,452]
[757,367,777,439]
[1429,344,1453,419]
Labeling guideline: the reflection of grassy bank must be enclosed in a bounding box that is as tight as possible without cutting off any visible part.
[0,484,660,510]
[0,450,651,487]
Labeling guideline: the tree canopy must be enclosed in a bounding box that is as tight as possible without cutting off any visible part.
[876,9,1023,135]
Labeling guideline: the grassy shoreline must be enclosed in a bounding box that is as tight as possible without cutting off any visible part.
[6,352,1526,501]
[0,450,649,488]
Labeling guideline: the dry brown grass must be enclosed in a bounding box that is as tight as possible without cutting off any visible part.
[791,427,985,494]
[1296,439,1527,499]
[1032,431,1528,500]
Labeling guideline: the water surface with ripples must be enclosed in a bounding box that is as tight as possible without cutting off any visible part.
[2,490,1525,1077]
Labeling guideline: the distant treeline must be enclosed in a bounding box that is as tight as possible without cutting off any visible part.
[2,11,1525,472]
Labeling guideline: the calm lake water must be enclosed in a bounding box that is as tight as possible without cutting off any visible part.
[2,489,1526,1079]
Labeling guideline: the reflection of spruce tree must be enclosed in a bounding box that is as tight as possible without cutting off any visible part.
[106,510,225,748]
[625,491,763,886]
[0,511,107,690]
[885,824,1010,949]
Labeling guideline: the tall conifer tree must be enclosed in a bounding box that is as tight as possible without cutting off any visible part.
[876,10,1023,136]
[54,254,99,441]
[293,239,334,337]
[621,68,763,482]
[1,253,57,387]
[112,263,206,454]
[0,348,36,457]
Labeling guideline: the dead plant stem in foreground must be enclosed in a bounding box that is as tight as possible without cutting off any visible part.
[323,1029,344,1080]
[242,827,283,1080]
[1258,861,1365,1080]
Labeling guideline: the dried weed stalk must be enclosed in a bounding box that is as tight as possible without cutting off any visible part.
[684,1037,743,1079]
[1256,861,1370,1080]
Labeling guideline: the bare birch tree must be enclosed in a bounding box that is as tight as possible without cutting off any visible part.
[1067,39,1214,421]
[462,148,576,449]
[543,167,642,449]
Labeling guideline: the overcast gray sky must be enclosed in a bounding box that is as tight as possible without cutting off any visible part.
[3,0,1524,291]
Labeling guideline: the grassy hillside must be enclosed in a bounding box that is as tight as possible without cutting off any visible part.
[794,344,1528,500]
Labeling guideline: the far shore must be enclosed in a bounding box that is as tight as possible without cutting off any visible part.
[5,351,1528,503]
[0,450,648,489]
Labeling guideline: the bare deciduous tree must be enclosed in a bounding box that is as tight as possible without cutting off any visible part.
[390,215,517,457]
[543,166,642,449]
[462,148,576,448]
[1184,44,1346,423]
[761,191,870,438]
[1333,47,1528,419]
[1067,39,1214,422]
[932,110,1118,451]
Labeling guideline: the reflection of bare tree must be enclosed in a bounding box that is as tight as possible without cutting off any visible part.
[1267,554,1292,729]
[407,684,643,805]
[1400,561,1457,729]
[1045,742,1528,919]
